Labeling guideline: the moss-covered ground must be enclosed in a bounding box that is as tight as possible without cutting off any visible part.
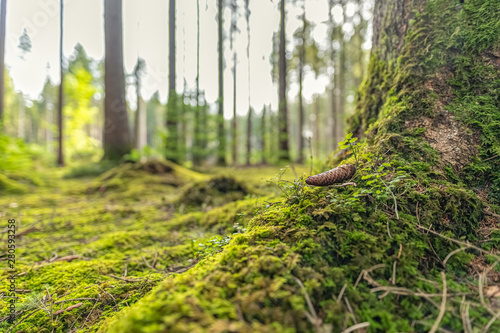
[0,162,309,332]
[2,0,500,332]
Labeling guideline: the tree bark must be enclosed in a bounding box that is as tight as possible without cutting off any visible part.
[245,0,251,166]
[57,0,64,166]
[193,0,202,166]
[278,0,289,162]
[217,0,226,166]
[104,0,130,160]
[246,107,251,165]
[297,1,306,164]
[166,0,179,163]
[232,52,237,165]
[261,105,267,165]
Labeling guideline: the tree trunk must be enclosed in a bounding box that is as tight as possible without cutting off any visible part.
[166,0,179,163]
[217,0,226,166]
[261,105,267,165]
[278,0,289,162]
[297,2,305,164]
[104,0,130,160]
[0,0,6,130]
[246,107,251,165]
[328,0,337,151]
[232,52,237,165]
[57,0,64,166]
[353,0,365,89]
[336,24,345,144]
[193,0,202,166]
[313,94,320,159]
[245,0,251,166]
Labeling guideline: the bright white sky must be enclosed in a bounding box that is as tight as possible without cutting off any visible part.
[4,0,372,118]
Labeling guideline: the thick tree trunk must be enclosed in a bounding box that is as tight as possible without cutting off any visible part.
[57,0,64,166]
[0,0,6,130]
[278,0,289,162]
[217,0,226,166]
[103,0,130,160]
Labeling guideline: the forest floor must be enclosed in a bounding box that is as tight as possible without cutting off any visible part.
[0,161,309,332]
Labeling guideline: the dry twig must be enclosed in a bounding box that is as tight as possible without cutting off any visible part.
[428,272,447,333]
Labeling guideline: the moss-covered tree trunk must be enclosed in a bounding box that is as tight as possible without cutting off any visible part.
[102,1,500,332]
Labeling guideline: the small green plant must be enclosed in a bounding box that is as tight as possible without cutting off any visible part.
[263,166,306,204]
[195,216,248,260]
[338,133,360,164]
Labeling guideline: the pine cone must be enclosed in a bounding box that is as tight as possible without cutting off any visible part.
[305,164,356,186]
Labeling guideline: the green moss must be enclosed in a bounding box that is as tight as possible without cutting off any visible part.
[176,176,253,211]
[0,173,29,194]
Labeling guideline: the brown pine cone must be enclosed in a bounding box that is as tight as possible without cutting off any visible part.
[305,164,356,186]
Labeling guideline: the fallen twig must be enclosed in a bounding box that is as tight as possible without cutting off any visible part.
[341,322,370,333]
[54,302,83,316]
[443,247,467,267]
[6,309,40,333]
[106,274,143,283]
[292,275,322,331]
[428,272,447,333]
[460,297,472,333]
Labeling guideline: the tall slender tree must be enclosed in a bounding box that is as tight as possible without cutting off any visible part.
[230,0,238,165]
[217,0,226,165]
[0,0,6,130]
[296,0,306,163]
[103,0,130,160]
[260,105,267,164]
[327,0,337,150]
[166,0,179,162]
[278,0,289,162]
[335,1,346,145]
[244,0,252,165]
[193,0,202,165]
[57,0,64,166]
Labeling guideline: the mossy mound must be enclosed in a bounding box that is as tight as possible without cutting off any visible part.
[87,159,207,196]
[176,176,251,210]
[0,173,29,194]
[0,171,46,195]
